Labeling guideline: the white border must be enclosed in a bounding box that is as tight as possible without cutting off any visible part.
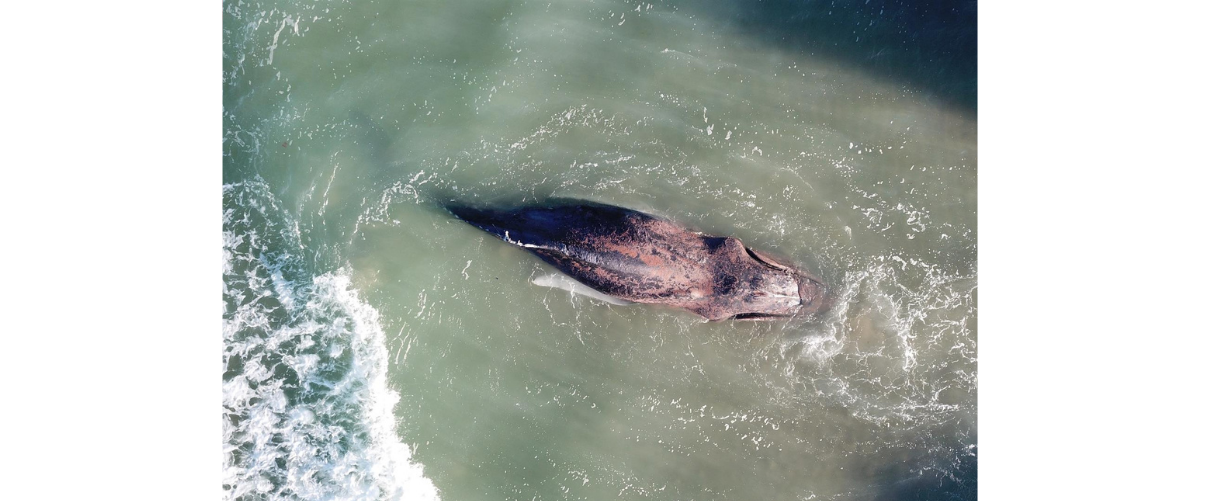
[8,1,1204,499]
[981,2,1203,499]
[8,2,218,499]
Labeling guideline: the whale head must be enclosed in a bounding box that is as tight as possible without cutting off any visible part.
[725,244,828,321]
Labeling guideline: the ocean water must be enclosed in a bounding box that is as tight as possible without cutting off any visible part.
[223,1,976,500]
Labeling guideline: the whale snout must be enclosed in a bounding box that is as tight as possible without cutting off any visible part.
[796,276,829,315]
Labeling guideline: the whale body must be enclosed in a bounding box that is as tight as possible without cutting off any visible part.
[446,199,827,321]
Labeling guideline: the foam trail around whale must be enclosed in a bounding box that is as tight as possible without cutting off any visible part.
[223,181,439,500]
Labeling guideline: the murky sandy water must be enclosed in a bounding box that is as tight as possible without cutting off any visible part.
[224,1,976,499]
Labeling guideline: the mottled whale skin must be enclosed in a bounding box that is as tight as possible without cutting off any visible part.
[447,199,827,321]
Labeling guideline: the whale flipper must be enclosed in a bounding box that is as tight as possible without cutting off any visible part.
[531,272,635,306]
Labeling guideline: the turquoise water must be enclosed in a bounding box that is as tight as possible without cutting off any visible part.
[223,1,976,499]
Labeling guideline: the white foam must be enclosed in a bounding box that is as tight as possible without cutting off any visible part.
[223,181,440,500]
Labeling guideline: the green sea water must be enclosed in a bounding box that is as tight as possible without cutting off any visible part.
[223,1,977,499]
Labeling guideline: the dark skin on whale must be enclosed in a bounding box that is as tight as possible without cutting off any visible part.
[445,199,828,321]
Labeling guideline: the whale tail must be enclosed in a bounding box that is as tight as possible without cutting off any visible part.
[443,199,632,247]
[443,203,493,227]
[443,203,561,250]
[443,203,519,241]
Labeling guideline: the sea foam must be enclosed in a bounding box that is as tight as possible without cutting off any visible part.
[223,181,439,500]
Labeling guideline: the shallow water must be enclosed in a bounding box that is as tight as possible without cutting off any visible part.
[223,0,976,499]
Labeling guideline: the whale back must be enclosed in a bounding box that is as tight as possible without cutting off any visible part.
[445,200,643,250]
[447,200,702,299]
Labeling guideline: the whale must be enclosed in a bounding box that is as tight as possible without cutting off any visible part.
[445,199,827,321]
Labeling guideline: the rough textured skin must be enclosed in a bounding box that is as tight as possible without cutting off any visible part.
[446,199,827,321]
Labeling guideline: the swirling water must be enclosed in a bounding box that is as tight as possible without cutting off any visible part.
[223,0,976,499]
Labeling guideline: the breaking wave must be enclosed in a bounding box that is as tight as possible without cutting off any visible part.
[223,180,439,500]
